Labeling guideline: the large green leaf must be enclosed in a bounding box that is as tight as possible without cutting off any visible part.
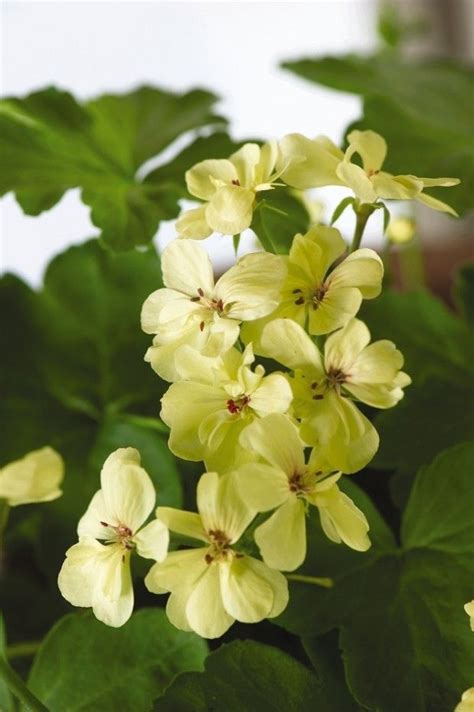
[374,379,474,506]
[276,444,474,712]
[0,86,227,249]
[0,241,180,597]
[154,639,338,711]
[360,288,474,504]
[282,55,474,214]
[28,609,207,711]
[360,288,473,384]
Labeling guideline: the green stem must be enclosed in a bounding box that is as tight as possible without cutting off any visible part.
[350,204,375,253]
[6,640,41,661]
[0,655,48,711]
[286,574,333,588]
[122,415,169,434]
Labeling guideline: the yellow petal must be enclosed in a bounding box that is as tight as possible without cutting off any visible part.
[161,381,222,461]
[77,490,110,540]
[254,498,306,571]
[313,485,371,551]
[133,518,169,562]
[161,239,215,296]
[336,161,377,203]
[321,393,379,473]
[186,159,238,200]
[240,414,305,475]
[229,143,261,187]
[58,538,103,608]
[308,286,362,336]
[145,548,208,593]
[91,546,134,627]
[219,556,274,622]
[141,288,195,334]
[233,462,290,511]
[348,340,404,384]
[255,141,278,184]
[324,318,371,373]
[176,205,213,239]
[216,252,287,321]
[278,133,343,189]
[100,448,155,533]
[0,446,64,507]
[328,248,383,299]
[454,688,474,712]
[416,191,458,216]
[346,130,387,173]
[144,326,212,383]
[155,507,207,542]
[371,172,422,200]
[197,471,254,543]
[294,225,346,282]
[343,382,406,409]
[464,601,474,631]
[206,185,255,235]
[185,564,234,638]
[260,318,323,373]
[250,373,293,417]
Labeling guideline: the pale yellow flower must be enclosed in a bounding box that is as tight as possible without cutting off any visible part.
[465,601,474,631]
[454,688,474,712]
[259,318,410,473]
[279,130,459,215]
[58,448,168,627]
[242,225,382,341]
[145,471,288,639]
[176,142,282,238]
[141,240,286,381]
[160,344,293,472]
[0,447,64,506]
[234,414,370,571]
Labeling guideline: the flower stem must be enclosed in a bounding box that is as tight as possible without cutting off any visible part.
[6,640,42,661]
[286,573,333,588]
[350,203,375,252]
[0,499,9,577]
[0,655,48,711]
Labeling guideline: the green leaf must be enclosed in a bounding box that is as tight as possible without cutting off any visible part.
[251,189,309,254]
[0,241,181,586]
[374,379,474,506]
[360,288,473,385]
[0,86,227,249]
[360,287,474,504]
[282,55,474,214]
[28,609,207,711]
[276,444,474,712]
[302,632,362,712]
[454,261,474,326]
[330,196,355,225]
[154,639,338,712]
[0,614,14,712]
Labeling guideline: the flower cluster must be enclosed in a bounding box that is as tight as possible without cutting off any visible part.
[57,130,460,637]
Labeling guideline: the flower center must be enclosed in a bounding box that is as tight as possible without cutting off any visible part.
[100,521,135,550]
[190,288,225,317]
[288,470,322,495]
[205,529,234,564]
[292,283,328,310]
[226,394,251,414]
[327,368,347,386]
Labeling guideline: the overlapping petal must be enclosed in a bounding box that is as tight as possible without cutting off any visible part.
[0,447,64,507]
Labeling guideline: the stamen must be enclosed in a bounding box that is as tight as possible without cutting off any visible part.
[294,296,305,305]
[199,321,205,331]
[197,288,204,297]
[231,179,241,186]
[226,395,250,414]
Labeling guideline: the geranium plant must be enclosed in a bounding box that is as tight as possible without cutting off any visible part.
[0,67,473,712]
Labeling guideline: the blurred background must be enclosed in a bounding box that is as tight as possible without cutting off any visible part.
[1,0,473,290]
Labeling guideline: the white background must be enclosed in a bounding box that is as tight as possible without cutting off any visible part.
[1,1,380,285]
